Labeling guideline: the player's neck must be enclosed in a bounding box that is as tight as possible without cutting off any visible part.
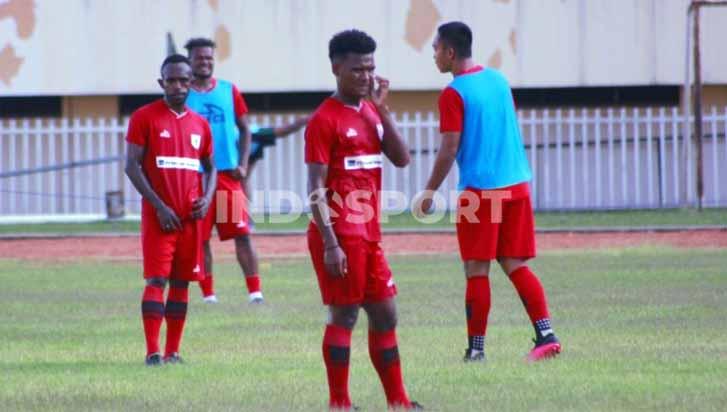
[163,98,186,115]
[191,76,214,91]
[332,92,362,108]
[451,58,476,76]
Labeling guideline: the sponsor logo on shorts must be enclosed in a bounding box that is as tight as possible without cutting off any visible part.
[193,264,200,273]
[345,128,358,138]
[376,123,384,140]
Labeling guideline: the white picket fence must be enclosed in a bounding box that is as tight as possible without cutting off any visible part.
[1,107,726,222]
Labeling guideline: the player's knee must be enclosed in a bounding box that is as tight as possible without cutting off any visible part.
[234,235,252,249]
[375,312,398,331]
[330,308,358,329]
[169,279,189,289]
[146,277,167,288]
[498,257,527,275]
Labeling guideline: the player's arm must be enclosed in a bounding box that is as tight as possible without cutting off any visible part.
[424,131,460,192]
[370,76,409,167]
[308,163,347,277]
[414,87,463,216]
[235,114,251,178]
[272,115,311,138]
[124,143,181,231]
[191,155,217,220]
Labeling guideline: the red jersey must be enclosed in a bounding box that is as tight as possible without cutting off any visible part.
[126,100,213,220]
[305,98,385,241]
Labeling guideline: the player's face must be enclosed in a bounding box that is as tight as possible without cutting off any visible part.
[158,62,192,107]
[335,53,375,99]
[432,35,453,73]
[189,46,215,79]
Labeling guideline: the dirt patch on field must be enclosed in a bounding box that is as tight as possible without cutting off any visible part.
[0,230,725,262]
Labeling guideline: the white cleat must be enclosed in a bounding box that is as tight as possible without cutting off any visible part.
[248,291,264,304]
[203,295,219,304]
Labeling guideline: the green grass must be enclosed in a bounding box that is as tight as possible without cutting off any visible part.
[1,208,726,234]
[1,248,726,411]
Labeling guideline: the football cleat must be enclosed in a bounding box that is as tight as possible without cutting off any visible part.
[145,352,163,366]
[463,348,486,362]
[163,353,184,364]
[527,333,561,362]
[202,294,219,303]
[249,291,264,304]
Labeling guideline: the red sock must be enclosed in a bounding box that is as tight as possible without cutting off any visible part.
[141,285,165,356]
[368,329,411,409]
[508,266,550,323]
[199,272,214,297]
[322,324,352,409]
[164,285,189,356]
[466,275,491,347]
[245,274,261,294]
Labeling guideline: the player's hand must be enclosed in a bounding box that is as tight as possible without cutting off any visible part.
[413,192,434,219]
[156,204,182,232]
[369,75,390,108]
[324,244,348,277]
[191,197,210,220]
[230,165,247,181]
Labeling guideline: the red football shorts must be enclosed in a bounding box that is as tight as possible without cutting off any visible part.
[307,225,397,306]
[456,183,536,261]
[202,171,251,241]
[141,202,204,281]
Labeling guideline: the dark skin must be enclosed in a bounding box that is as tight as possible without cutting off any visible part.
[414,35,527,279]
[125,61,218,287]
[188,45,251,180]
[307,52,410,331]
[187,45,259,283]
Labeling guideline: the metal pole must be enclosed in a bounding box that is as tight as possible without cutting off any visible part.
[682,3,693,207]
[693,4,705,210]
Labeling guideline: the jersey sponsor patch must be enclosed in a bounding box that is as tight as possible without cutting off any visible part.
[344,154,383,170]
[345,128,358,138]
[191,133,201,149]
[159,129,171,138]
[155,156,201,171]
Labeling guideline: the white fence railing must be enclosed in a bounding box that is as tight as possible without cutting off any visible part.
[1,107,726,222]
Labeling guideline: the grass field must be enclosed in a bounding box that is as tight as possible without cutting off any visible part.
[1,208,726,234]
[1,247,726,411]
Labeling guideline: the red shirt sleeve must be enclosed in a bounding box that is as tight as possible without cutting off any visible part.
[438,87,464,133]
[305,113,335,164]
[231,84,248,118]
[125,110,149,146]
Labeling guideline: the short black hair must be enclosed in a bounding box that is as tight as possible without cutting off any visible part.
[328,29,376,61]
[184,37,216,54]
[437,21,472,58]
[160,54,191,77]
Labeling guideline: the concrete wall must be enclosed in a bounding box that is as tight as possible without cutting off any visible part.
[3,0,727,96]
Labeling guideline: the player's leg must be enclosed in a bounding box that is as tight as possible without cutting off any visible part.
[234,234,263,303]
[198,188,217,302]
[456,189,496,362]
[324,304,360,410]
[164,278,190,363]
[142,276,167,366]
[496,194,560,361]
[308,230,367,410]
[362,298,418,410]
[462,260,492,361]
[361,242,420,410]
[140,203,174,365]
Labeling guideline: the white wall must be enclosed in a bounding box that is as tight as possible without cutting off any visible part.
[1,0,724,96]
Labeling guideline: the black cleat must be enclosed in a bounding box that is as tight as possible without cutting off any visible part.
[408,401,424,410]
[163,353,184,364]
[463,348,486,362]
[527,333,561,362]
[145,353,163,366]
